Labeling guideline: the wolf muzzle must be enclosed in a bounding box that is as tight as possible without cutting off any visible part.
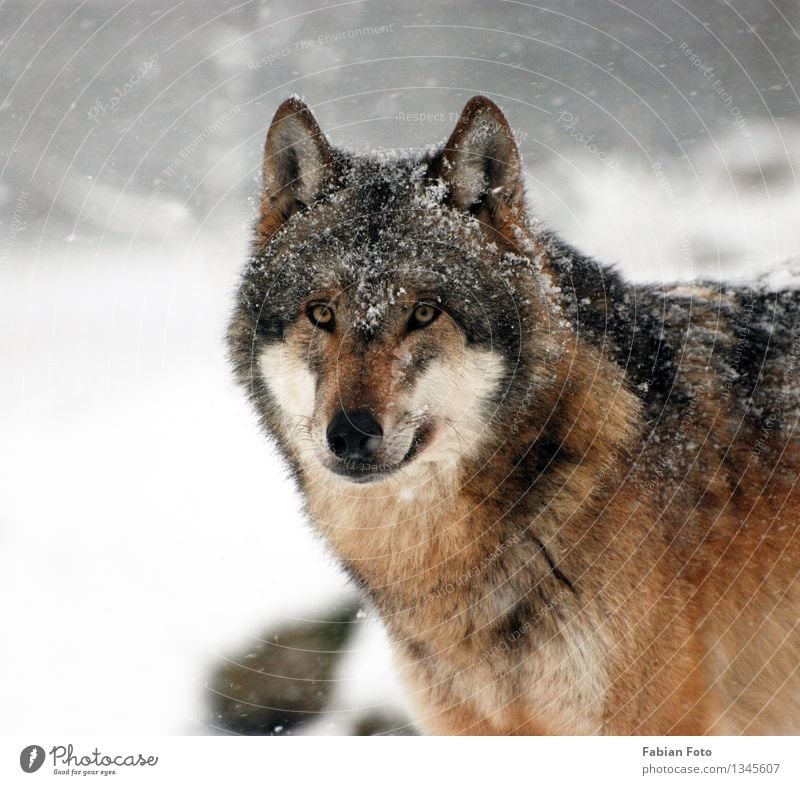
[326,410,383,466]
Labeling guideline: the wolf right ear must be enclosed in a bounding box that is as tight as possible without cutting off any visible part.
[259,97,339,237]
[427,96,526,238]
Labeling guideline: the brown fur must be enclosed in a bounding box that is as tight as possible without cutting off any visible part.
[229,96,800,734]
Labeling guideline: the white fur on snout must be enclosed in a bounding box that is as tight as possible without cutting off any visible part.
[258,343,316,437]
[406,347,506,464]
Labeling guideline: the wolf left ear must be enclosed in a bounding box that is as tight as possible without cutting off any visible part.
[428,96,526,234]
[259,97,340,237]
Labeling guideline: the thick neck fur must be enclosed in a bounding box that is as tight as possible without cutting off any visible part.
[300,292,642,622]
[296,288,644,734]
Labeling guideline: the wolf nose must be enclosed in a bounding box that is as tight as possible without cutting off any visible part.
[326,410,383,463]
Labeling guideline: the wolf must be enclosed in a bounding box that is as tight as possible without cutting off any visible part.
[227,95,800,735]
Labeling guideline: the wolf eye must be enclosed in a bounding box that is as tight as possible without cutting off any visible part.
[408,303,440,331]
[308,303,335,331]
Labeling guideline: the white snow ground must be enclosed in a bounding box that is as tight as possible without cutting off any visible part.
[1,124,798,734]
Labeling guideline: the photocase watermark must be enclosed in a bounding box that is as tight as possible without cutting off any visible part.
[642,379,710,497]
[509,349,564,435]
[19,745,45,773]
[555,111,624,174]
[424,533,523,603]
[395,110,529,143]
[751,333,800,459]
[723,289,756,399]
[139,104,243,219]
[332,455,400,475]
[396,110,454,126]
[248,24,394,71]
[18,743,158,775]
[651,160,694,273]
[87,53,159,123]
[678,42,751,139]
[477,588,570,664]
[591,381,649,497]
[0,188,29,271]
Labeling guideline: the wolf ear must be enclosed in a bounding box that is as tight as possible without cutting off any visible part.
[428,96,526,233]
[259,97,339,236]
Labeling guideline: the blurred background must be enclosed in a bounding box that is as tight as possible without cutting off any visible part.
[1,0,798,735]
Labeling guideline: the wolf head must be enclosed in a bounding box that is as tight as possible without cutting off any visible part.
[229,96,567,488]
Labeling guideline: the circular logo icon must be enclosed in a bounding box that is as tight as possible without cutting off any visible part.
[20,745,45,773]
